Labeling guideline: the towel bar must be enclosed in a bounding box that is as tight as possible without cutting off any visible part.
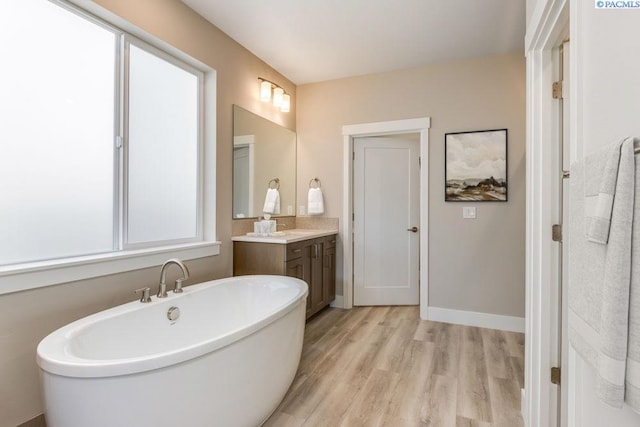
[268,178,280,189]
[563,145,638,180]
[309,177,321,188]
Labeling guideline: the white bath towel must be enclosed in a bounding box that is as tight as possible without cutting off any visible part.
[568,137,639,411]
[307,187,324,215]
[585,138,625,244]
[263,188,280,215]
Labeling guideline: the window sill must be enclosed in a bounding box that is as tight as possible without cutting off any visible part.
[0,241,221,295]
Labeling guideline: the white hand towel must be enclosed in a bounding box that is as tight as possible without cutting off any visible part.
[263,188,280,215]
[307,187,324,215]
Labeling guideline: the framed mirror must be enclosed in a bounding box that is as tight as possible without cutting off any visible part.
[232,105,296,219]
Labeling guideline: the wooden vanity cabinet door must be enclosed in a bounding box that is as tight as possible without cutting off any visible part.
[323,236,337,304]
[285,257,303,279]
[285,240,313,314]
[285,256,312,313]
[308,239,325,315]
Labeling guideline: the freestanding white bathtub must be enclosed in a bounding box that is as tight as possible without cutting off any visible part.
[37,275,308,427]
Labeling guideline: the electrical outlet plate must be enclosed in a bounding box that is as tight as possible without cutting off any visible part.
[299,205,306,215]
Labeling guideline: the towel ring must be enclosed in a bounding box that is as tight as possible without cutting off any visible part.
[268,178,280,190]
[309,177,321,189]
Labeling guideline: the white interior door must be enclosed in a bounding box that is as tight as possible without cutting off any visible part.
[560,40,570,427]
[547,39,571,427]
[233,145,251,218]
[353,134,420,306]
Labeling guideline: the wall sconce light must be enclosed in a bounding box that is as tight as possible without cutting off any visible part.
[281,93,291,113]
[258,77,290,113]
[272,87,284,107]
[260,80,272,102]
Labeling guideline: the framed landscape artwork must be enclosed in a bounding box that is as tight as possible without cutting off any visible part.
[445,129,508,202]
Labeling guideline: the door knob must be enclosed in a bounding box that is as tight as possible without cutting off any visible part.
[407,227,418,233]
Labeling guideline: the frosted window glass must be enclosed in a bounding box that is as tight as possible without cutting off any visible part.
[127,45,199,245]
[0,1,116,265]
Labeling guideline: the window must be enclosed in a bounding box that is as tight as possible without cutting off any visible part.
[0,0,117,266]
[126,42,201,247]
[0,1,217,290]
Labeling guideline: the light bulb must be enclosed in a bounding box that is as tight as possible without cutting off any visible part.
[280,93,290,113]
[260,80,271,102]
[273,87,284,107]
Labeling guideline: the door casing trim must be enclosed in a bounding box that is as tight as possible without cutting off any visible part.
[341,117,431,318]
[525,0,571,426]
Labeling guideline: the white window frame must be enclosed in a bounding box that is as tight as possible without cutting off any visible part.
[122,35,205,250]
[0,0,219,295]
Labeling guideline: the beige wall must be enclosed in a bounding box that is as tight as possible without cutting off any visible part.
[296,52,526,317]
[0,0,295,425]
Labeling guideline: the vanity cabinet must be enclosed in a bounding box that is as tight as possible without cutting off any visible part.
[323,237,336,304]
[233,233,337,319]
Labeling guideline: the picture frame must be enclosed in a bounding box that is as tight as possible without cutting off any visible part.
[445,129,508,202]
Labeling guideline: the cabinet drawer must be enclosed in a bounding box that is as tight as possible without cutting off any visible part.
[286,240,306,260]
[324,235,337,249]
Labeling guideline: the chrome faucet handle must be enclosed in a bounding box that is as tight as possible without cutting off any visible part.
[135,287,152,303]
[174,278,185,294]
[157,282,168,298]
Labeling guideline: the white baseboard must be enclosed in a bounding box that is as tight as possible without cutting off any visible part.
[330,294,344,309]
[427,306,525,333]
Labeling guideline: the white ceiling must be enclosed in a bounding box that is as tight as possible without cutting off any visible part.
[181,0,526,85]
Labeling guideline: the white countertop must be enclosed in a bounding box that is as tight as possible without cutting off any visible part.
[231,229,337,244]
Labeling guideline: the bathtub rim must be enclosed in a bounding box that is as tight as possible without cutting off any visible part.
[36,275,308,378]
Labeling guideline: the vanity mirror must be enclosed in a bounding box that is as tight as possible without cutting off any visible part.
[233,105,296,219]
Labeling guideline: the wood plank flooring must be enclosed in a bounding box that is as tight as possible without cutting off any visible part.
[263,306,524,427]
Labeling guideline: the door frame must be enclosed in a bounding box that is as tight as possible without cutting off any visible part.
[524,0,573,426]
[341,117,431,318]
[233,135,255,218]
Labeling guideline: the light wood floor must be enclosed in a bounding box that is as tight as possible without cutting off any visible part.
[264,306,524,427]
